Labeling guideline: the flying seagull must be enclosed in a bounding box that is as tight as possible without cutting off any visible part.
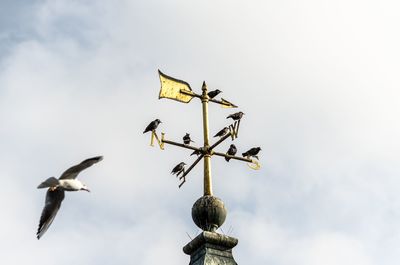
[227,111,244,121]
[242,147,261,160]
[171,162,186,177]
[143,119,161,134]
[36,156,103,240]
[225,144,237,162]
[183,133,194,145]
[207,89,222,99]
[214,127,229,138]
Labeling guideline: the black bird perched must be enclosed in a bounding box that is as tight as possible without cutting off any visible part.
[225,144,237,162]
[171,162,186,177]
[207,89,222,99]
[191,148,203,156]
[143,119,161,134]
[227,111,244,121]
[183,133,194,145]
[214,127,229,138]
[36,156,103,239]
[242,147,261,160]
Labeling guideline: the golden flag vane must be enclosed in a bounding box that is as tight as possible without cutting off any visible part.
[151,70,260,194]
[158,70,237,108]
[158,70,194,103]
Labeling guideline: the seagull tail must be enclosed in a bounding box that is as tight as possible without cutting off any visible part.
[37,177,59,189]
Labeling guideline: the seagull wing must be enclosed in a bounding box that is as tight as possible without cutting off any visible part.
[59,156,103,180]
[36,188,65,239]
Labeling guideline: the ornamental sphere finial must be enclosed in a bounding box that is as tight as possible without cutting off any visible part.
[191,195,227,232]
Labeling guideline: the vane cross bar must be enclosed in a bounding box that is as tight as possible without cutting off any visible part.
[161,139,201,152]
[178,154,204,188]
[180,89,238,108]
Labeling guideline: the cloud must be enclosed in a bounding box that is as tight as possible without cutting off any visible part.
[0,0,399,264]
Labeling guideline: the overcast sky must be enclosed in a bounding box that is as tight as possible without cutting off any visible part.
[0,0,399,264]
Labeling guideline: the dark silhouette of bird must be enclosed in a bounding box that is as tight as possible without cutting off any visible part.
[143,119,161,134]
[225,144,237,162]
[36,156,103,239]
[191,148,203,156]
[207,89,222,99]
[227,111,244,121]
[191,150,200,156]
[214,127,229,137]
[183,133,194,145]
[242,147,261,160]
[171,162,186,177]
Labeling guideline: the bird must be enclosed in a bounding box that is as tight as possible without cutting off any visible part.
[227,111,244,121]
[171,162,186,177]
[36,156,103,240]
[183,133,194,145]
[207,89,222,99]
[191,148,203,156]
[143,119,161,134]
[225,144,237,162]
[214,127,229,138]
[242,147,261,160]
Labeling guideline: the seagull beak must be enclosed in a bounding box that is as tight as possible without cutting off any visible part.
[82,188,90,192]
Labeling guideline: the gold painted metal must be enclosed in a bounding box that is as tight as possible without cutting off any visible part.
[229,120,240,140]
[248,159,261,170]
[180,89,202,99]
[154,70,261,190]
[158,70,194,103]
[161,132,165,144]
[150,131,165,150]
[208,98,237,108]
[220,98,238,108]
[201,82,213,196]
[150,131,155,146]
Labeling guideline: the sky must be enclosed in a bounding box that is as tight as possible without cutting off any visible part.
[0,0,399,264]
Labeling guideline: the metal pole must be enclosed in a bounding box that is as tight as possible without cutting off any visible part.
[201,82,213,196]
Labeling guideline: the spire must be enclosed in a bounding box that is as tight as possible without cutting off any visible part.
[184,196,238,264]
[146,70,262,264]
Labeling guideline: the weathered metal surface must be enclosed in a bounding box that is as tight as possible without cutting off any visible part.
[192,196,227,232]
[184,231,238,265]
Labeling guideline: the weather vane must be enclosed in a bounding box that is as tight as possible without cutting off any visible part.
[144,70,261,193]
